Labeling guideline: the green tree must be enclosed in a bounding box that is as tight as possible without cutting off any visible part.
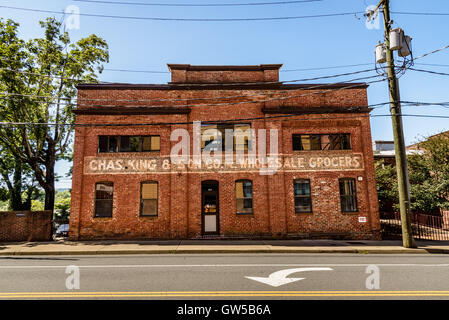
[375,161,398,213]
[375,132,449,214]
[418,132,449,210]
[0,18,108,212]
[0,148,40,210]
[407,154,439,212]
[54,190,71,220]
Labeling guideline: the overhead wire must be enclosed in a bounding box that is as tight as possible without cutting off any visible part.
[2,112,449,128]
[0,74,386,109]
[72,0,323,7]
[0,66,377,87]
[392,11,449,16]
[413,44,449,61]
[408,68,449,77]
[0,5,365,22]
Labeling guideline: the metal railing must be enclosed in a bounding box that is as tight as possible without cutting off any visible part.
[380,211,449,241]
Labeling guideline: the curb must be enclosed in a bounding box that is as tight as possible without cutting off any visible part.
[0,247,446,255]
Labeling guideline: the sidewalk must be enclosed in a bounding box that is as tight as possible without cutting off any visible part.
[1,239,449,255]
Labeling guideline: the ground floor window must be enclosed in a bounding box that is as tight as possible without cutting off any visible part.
[294,179,312,213]
[94,182,114,217]
[339,178,358,212]
[141,182,158,216]
[91,178,360,217]
[236,180,253,214]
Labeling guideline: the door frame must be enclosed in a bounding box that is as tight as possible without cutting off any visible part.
[201,180,219,235]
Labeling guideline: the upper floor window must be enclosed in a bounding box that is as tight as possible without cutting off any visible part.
[98,135,160,153]
[339,178,358,212]
[236,180,253,214]
[201,123,251,152]
[94,182,113,217]
[292,134,351,151]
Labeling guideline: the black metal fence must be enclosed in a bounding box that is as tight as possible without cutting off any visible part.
[380,211,449,241]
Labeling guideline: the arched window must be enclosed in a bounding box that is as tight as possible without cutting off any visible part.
[94,182,114,217]
[141,181,158,216]
[236,180,253,214]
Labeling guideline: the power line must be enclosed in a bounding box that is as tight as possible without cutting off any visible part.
[104,68,168,74]
[0,75,386,108]
[400,101,449,107]
[1,112,449,128]
[0,5,364,22]
[5,5,449,22]
[416,63,449,68]
[0,56,375,75]
[392,11,449,16]
[136,70,380,87]
[3,59,446,76]
[103,63,377,74]
[0,80,384,110]
[281,63,373,72]
[413,44,449,61]
[0,67,117,84]
[408,68,449,77]
[0,66,377,86]
[73,0,322,7]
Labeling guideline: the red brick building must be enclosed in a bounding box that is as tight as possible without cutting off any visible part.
[69,64,381,240]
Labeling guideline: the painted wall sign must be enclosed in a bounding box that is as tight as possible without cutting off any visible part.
[83,153,364,175]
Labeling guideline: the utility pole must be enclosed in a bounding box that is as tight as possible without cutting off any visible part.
[369,0,416,248]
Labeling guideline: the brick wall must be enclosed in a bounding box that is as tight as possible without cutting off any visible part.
[69,65,380,240]
[0,211,52,242]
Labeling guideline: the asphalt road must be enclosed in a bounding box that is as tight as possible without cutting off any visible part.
[0,253,449,299]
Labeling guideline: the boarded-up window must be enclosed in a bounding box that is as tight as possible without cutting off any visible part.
[142,136,152,151]
[236,180,253,214]
[94,182,113,217]
[150,136,160,151]
[141,182,158,216]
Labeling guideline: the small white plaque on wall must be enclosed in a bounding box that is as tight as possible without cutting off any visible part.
[358,216,367,223]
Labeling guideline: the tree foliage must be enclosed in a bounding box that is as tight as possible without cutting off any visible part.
[375,161,398,213]
[375,132,449,213]
[418,132,449,210]
[0,17,108,211]
[0,147,39,210]
[54,190,71,220]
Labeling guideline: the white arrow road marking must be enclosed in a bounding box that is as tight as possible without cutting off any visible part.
[245,267,333,287]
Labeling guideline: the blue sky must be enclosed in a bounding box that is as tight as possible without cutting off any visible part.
[1,0,448,189]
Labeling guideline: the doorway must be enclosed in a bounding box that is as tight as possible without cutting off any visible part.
[201,180,219,235]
